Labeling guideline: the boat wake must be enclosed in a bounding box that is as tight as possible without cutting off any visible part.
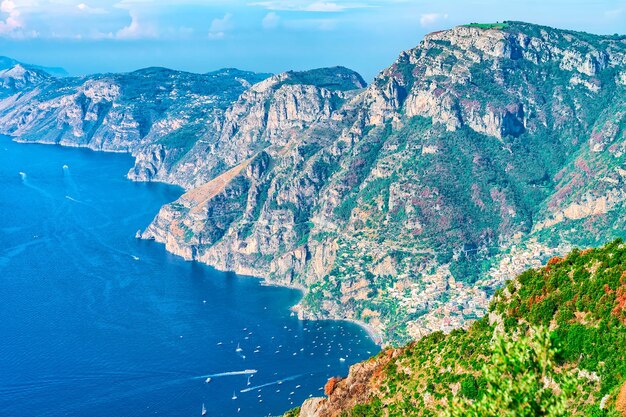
[19,172,53,199]
[239,374,304,393]
[194,369,257,380]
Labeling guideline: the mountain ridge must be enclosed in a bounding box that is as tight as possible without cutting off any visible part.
[141,20,626,343]
[0,21,625,346]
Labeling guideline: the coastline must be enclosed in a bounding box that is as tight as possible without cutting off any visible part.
[8,134,386,348]
[13,137,132,154]
[196,262,385,346]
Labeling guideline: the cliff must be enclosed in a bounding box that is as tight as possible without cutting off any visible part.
[143,22,626,343]
[0,64,51,98]
[2,22,626,345]
[0,66,270,173]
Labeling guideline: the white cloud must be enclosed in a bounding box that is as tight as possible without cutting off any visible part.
[208,12,232,40]
[419,12,448,27]
[251,1,369,12]
[77,3,108,14]
[116,11,157,39]
[262,11,280,29]
[305,2,343,12]
[0,0,23,35]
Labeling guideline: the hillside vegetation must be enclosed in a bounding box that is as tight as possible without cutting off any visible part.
[1,22,626,345]
[293,239,626,416]
[143,21,626,343]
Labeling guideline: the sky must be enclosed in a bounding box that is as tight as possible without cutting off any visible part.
[0,0,624,81]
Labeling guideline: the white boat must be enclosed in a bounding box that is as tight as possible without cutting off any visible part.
[235,343,243,352]
[232,391,238,400]
[201,403,207,416]
[205,377,212,383]
[339,357,346,362]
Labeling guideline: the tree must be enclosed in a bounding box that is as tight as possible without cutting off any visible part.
[444,327,578,417]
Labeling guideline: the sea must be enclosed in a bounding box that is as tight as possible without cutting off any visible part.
[0,136,379,417]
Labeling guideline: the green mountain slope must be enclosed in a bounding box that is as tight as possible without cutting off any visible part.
[291,239,626,416]
[1,22,626,346]
[142,21,626,343]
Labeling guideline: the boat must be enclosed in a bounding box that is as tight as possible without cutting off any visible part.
[235,343,243,352]
[232,390,238,400]
[205,377,212,383]
[201,403,207,416]
[339,357,346,362]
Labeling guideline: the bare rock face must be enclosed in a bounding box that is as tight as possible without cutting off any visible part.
[128,67,365,190]
[0,64,50,98]
[2,23,626,347]
[298,349,400,417]
[359,22,625,140]
[0,67,270,166]
[140,22,626,344]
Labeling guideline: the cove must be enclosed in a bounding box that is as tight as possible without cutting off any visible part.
[0,136,379,417]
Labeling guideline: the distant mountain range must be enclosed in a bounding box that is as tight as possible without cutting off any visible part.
[0,56,68,77]
[0,21,625,349]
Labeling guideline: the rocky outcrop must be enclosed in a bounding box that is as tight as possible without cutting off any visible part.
[128,67,365,189]
[299,348,400,417]
[0,67,270,180]
[2,22,626,346]
[0,64,50,98]
[140,22,626,344]
[359,22,625,139]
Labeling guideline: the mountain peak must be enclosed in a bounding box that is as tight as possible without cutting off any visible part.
[278,66,366,91]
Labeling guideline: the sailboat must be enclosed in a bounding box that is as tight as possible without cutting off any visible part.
[201,403,207,416]
[235,343,243,352]
[232,390,238,400]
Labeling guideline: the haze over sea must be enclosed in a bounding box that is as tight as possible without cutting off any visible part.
[0,136,379,417]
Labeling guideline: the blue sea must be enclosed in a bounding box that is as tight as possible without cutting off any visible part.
[0,137,379,417]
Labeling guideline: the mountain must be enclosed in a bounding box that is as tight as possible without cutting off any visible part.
[0,67,271,154]
[0,64,51,98]
[129,66,366,188]
[141,22,626,343]
[0,22,625,346]
[0,56,69,77]
[288,239,626,416]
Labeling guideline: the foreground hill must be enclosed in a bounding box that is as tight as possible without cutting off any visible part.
[289,239,626,416]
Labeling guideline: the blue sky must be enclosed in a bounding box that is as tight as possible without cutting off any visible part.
[0,0,624,80]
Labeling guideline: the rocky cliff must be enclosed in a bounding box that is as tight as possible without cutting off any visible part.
[143,22,626,343]
[0,66,270,174]
[2,22,626,345]
[132,66,365,189]
[0,64,51,98]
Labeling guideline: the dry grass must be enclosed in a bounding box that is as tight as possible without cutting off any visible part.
[617,381,626,417]
[183,158,252,213]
